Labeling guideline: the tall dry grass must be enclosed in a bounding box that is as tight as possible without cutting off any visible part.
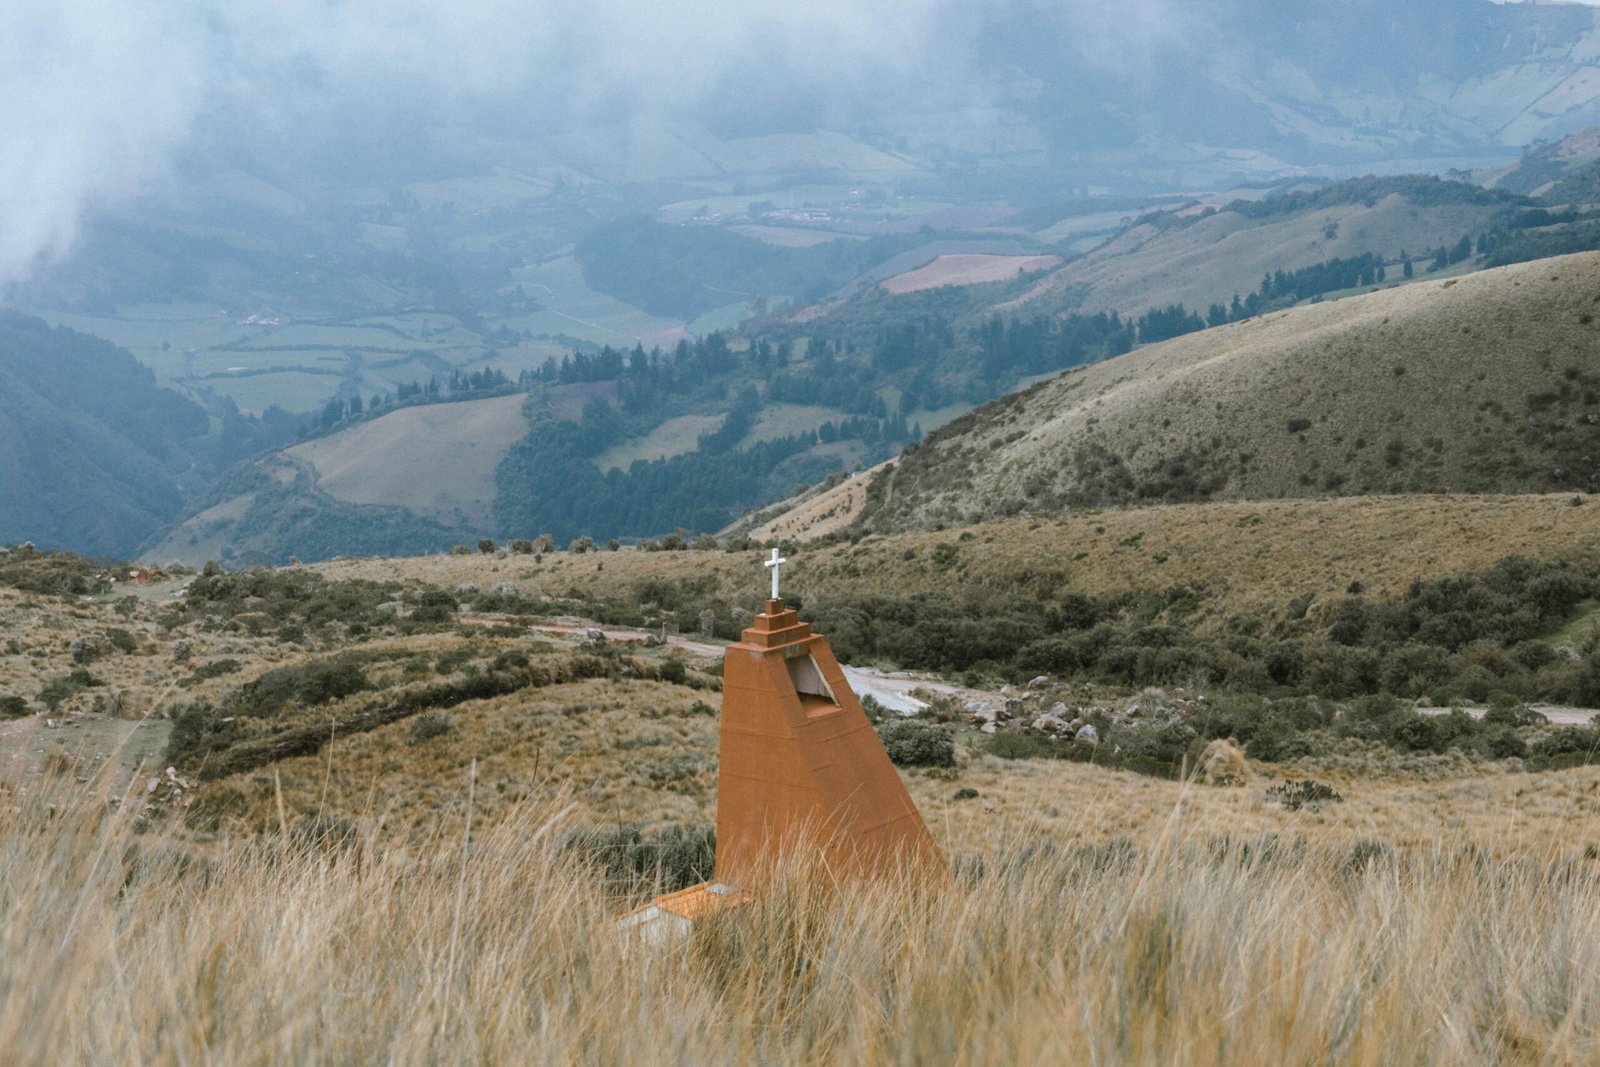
[4,772,1600,1065]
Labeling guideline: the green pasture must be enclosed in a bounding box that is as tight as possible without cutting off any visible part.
[595,414,724,472]
[507,256,683,345]
[1544,601,1599,649]
[686,301,751,336]
[199,371,343,415]
[744,404,843,446]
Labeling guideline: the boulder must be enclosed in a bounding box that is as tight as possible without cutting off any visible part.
[454,582,480,595]
[1031,712,1072,734]
[584,627,606,644]
[1074,723,1099,745]
[966,702,1001,726]
[1027,675,1051,688]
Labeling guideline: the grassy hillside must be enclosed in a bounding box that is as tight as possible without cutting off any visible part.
[285,393,530,524]
[148,393,532,565]
[10,469,1600,1060]
[859,252,1600,533]
[7,508,1600,1061]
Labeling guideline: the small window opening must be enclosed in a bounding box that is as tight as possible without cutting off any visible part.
[786,654,837,705]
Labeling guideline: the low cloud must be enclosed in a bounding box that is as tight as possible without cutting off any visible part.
[0,0,1186,287]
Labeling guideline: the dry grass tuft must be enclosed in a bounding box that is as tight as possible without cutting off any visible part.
[9,771,1600,1064]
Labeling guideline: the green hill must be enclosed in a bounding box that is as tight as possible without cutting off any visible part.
[856,252,1600,532]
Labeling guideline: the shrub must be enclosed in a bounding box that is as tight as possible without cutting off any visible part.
[409,589,458,623]
[295,659,369,705]
[0,695,28,719]
[408,711,455,744]
[986,731,1064,760]
[1110,715,1198,766]
[38,669,102,711]
[1531,726,1600,763]
[1268,779,1343,811]
[508,539,534,554]
[477,539,496,554]
[1571,656,1600,707]
[1476,724,1528,759]
[876,718,956,767]
[104,628,138,653]
[183,659,243,685]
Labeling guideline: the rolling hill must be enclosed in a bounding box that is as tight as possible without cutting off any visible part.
[145,393,533,564]
[852,252,1600,533]
[1000,177,1522,319]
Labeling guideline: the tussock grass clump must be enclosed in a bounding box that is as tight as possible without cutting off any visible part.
[7,778,1600,1063]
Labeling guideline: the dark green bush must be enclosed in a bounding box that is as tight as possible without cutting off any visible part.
[0,695,28,719]
[1268,780,1343,811]
[1476,724,1528,759]
[37,669,102,711]
[1110,716,1197,765]
[104,628,138,653]
[876,718,956,767]
[183,659,243,685]
[1531,726,1600,763]
[408,710,454,744]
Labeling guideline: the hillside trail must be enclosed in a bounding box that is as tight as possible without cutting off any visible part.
[1419,705,1594,727]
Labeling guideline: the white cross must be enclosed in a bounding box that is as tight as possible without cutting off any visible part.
[764,547,788,601]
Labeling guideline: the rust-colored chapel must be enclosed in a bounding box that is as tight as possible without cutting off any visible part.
[619,553,944,935]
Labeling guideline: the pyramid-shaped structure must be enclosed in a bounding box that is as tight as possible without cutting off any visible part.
[619,566,944,936]
[715,596,942,882]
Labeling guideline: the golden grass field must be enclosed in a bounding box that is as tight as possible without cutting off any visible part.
[11,758,1600,1064]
